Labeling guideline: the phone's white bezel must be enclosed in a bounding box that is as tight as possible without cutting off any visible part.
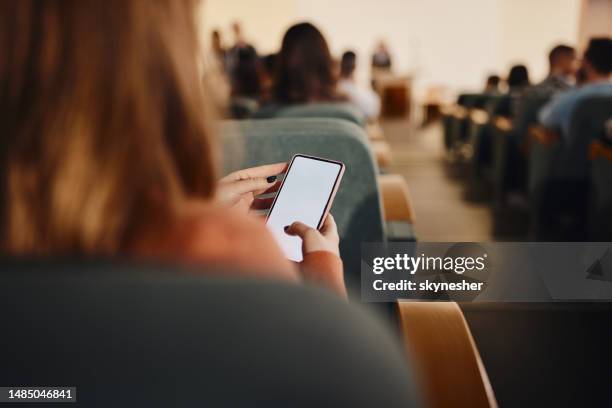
[265,154,345,230]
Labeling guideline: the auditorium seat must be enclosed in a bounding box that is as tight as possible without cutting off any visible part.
[589,141,612,240]
[252,102,395,168]
[513,95,552,145]
[527,125,566,239]
[528,96,612,240]
[490,95,551,207]
[0,260,421,407]
[379,174,417,242]
[253,102,366,127]
[372,139,393,168]
[467,95,512,184]
[443,93,495,151]
[398,302,497,408]
[490,116,515,205]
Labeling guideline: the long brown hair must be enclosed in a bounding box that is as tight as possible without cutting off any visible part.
[0,0,216,254]
[272,22,341,104]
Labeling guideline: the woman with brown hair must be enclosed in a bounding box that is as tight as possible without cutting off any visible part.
[0,0,345,296]
[272,22,344,104]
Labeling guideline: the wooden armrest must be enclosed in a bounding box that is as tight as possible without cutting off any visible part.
[372,140,393,168]
[589,141,612,161]
[493,116,513,132]
[397,301,497,408]
[378,174,416,223]
[469,109,489,126]
[528,125,559,145]
[366,122,385,141]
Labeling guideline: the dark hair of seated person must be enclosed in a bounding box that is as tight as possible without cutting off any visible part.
[340,51,356,78]
[484,75,501,92]
[231,46,262,99]
[507,64,530,91]
[548,44,575,66]
[261,53,278,80]
[583,37,612,75]
[272,22,344,104]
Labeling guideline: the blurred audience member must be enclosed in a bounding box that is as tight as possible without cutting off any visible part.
[0,1,346,297]
[512,45,576,118]
[338,51,381,120]
[507,65,531,92]
[260,53,277,99]
[271,22,343,104]
[230,46,262,100]
[228,46,262,118]
[539,37,612,137]
[372,41,392,69]
[484,75,502,94]
[227,22,255,77]
[539,45,577,91]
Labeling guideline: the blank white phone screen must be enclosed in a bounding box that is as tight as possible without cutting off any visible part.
[266,156,341,262]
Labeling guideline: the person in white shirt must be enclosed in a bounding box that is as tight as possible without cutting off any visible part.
[338,51,381,120]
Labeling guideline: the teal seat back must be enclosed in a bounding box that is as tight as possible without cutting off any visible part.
[253,102,366,127]
[528,139,562,198]
[1,260,419,407]
[528,97,612,239]
[218,118,385,292]
[514,94,551,142]
[528,139,565,239]
[561,96,612,180]
[529,96,612,191]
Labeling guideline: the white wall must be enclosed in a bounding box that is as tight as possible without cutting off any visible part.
[500,0,581,83]
[579,0,612,48]
[199,0,298,56]
[200,0,581,99]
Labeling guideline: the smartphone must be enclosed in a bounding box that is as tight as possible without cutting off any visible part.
[266,154,345,262]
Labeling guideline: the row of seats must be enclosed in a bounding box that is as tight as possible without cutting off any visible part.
[440,87,612,405]
[221,97,612,407]
[442,92,612,240]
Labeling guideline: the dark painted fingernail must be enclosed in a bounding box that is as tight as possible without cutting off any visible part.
[284,225,289,231]
[267,176,277,183]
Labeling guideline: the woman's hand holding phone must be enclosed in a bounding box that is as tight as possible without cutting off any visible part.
[216,162,286,213]
[284,214,340,257]
[217,160,345,297]
[286,215,346,297]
